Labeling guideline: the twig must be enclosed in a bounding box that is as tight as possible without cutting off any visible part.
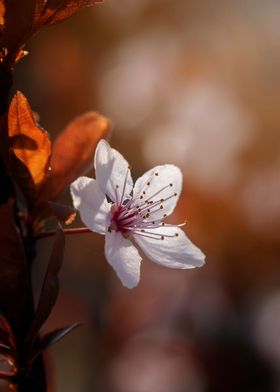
[35,227,91,240]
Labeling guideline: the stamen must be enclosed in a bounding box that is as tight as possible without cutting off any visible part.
[132,229,178,238]
[115,185,120,204]
[109,168,183,240]
[129,173,154,206]
[164,221,186,228]
[132,232,164,240]
[144,184,170,204]
[120,166,131,205]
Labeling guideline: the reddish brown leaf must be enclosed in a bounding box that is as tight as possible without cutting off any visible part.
[0,1,5,27]
[48,201,76,224]
[31,322,81,363]
[25,225,65,351]
[39,0,103,26]
[0,199,28,324]
[0,0,103,66]
[0,314,16,350]
[7,91,51,210]
[39,111,110,201]
[8,91,51,188]
[0,1,37,64]
[32,200,77,227]
[0,371,15,382]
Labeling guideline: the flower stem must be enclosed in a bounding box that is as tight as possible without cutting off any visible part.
[35,227,91,240]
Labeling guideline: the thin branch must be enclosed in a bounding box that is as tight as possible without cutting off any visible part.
[35,227,91,240]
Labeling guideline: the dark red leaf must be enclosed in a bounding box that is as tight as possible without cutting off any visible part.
[0,199,28,324]
[39,0,103,26]
[31,322,81,363]
[48,201,76,224]
[0,0,102,66]
[25,225,65,351]
[32,201,76,227]
[0,371,15,381]
[0,1,4,27]
[0,343,16,363]
[0,314,15,350]
[38,111,110,201]
[0,1,36,65]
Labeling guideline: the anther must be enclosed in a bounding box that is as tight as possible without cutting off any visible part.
[160,198,164,202]
[116,185,119,188]
[164,214,167,217]
[140,196,143,199]
[169,183,173,187]
[175,233,179,237]
[155,173,159,176]
[161,236,164,240]
[147,182,151,186]
[160,205,163,209]
[174,193,177,196]
[128,165,132,169]
[143,191,146,195]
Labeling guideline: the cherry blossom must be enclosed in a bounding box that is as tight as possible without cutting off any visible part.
[70,140,205,288]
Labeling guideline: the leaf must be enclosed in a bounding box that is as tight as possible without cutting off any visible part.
[25,225,65,351]
[0,314,16,350]
[32,201,77,228]
[7,91,51,209]
[0,1,4,27]
[0,200,28,325]
[0,371,15,381]
[0,1,37,64]
[48,201,76,224]
[39,0,103,26]
[0,0,103,66]
[0,343,16,362]
[31,322,81,363]
[38,111,110,201]
[32,201,77,225]
[8,91,51,188]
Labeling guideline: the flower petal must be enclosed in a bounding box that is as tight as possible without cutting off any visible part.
[70,176,111,234]
[133,165,182,219]
[94,139,133,202]
[105,231,142,288]
[134,227,205,269]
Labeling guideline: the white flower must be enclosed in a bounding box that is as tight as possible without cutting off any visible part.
[70,140,205,289]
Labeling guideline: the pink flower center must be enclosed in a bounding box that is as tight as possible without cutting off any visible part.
[108,168,185,240]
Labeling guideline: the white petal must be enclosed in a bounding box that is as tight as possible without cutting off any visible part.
[134,227,205,269]
[105,231,142,288]
[133,165,182,219]
[94,139,133,203]
[70,176,111,234]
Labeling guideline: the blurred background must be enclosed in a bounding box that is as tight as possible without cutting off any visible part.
[13,0,280,390]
